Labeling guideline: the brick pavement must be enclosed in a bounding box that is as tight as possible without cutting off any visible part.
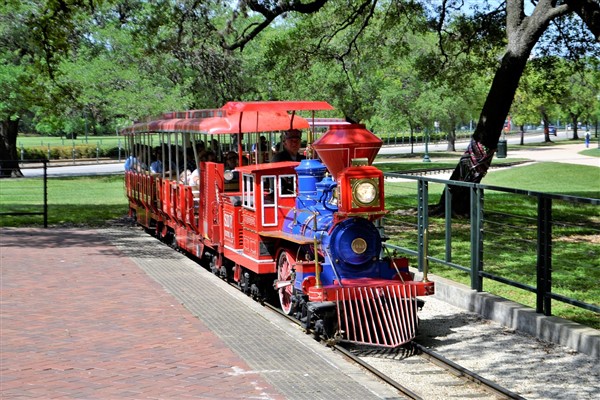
[0,228,284,399]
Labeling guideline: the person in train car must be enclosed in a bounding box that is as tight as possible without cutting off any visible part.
[252,135,269,152]
[150,146,175,176]
[124,144,147,172]
[189,150,217,187]
[271,129,306,162]
[251,135,270,163]
[210,139,222,161]
[179,143,202,184]
[225,151,238,170]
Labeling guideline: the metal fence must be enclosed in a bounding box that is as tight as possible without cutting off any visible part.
[0,159,48,228]
[382,173,600,318]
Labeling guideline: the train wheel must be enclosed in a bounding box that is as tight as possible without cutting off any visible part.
[277,251,295,315]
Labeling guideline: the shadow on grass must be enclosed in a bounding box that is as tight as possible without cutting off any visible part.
[0,204,129,228]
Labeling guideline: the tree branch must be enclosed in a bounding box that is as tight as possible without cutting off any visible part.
[565,0,600,39]
[223,0,330,50]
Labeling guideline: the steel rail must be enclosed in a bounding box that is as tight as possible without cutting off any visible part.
[262,302,423,399]
[410,342,527,400]
[332,343,422,400]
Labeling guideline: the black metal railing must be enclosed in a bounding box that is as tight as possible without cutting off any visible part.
[383,172,600,318]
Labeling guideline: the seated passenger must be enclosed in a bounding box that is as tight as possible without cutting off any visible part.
[124,145,147,172]
[124,154,139,172]
[189,168,200,187]
[150,146,175,176]
[210,139,222,161]
[179,169,192,185]
[224,151,238,170]
[205,150,217,162]
[271,129,306,162]
[252,135,269,152]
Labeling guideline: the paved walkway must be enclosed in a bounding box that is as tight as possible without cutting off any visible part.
[506,142,599,167]
[0,226,400,399]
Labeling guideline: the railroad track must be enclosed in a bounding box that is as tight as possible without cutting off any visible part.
[344,342,526,400]
[263,302,525,400]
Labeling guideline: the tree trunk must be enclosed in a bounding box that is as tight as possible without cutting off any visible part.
[446,127,456,152]
[432,50,530,216]
[570,114,580,140]
[519,125,525,145]
[431,1,560,216]
[541,111,552,142]
[0,118,23,178]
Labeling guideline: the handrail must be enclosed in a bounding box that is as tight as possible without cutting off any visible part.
[382,172,600,317]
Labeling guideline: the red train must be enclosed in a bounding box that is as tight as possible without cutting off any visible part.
[123,101,434,347]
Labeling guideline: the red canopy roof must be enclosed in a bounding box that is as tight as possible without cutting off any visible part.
[121,101,334,135]
[221,101,334,113]
[199,111,309,134]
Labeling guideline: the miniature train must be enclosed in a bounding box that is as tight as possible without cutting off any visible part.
[122,101,434,347]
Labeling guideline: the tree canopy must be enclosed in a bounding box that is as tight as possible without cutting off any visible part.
[1,0,599,182]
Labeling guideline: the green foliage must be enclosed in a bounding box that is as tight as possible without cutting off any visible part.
[2,0,599,151]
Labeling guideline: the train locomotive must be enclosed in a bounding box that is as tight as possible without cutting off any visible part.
[123,101,434,348]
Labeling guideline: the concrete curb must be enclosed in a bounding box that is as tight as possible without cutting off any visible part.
[430,273,599,358]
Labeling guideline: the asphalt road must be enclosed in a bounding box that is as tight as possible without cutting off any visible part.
[21,161,125,178]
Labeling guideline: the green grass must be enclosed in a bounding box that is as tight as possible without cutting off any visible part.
[580,147,600,158]
[17,135,123,149]
[483,162,600,198]
[0,175,128,227]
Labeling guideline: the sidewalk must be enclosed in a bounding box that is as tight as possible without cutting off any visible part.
[1,228,283,399]
[506,142,599,167]
[0,226,400,399]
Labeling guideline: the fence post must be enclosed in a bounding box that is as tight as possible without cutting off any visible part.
[537,195,553,315]
[470,185,484,291]
[43,160,48,228]
[417,180,429,272]
[445,185,452,262]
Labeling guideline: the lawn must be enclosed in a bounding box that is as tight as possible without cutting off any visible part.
[17,135,123,149]
[0,175,128,227]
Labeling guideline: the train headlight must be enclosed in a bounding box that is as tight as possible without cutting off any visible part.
[224,170,235,181]
[352,179,378,206]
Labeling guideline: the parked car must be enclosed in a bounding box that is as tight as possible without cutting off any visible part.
[549,125,556,135]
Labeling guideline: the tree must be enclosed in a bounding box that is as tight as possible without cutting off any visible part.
[3,0,599,187]
[0,0,249,177]
[0,0,96,177]
[224,0,600,212]
[430,0,600,214]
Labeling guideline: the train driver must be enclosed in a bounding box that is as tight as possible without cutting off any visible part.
[271,129,306,162]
